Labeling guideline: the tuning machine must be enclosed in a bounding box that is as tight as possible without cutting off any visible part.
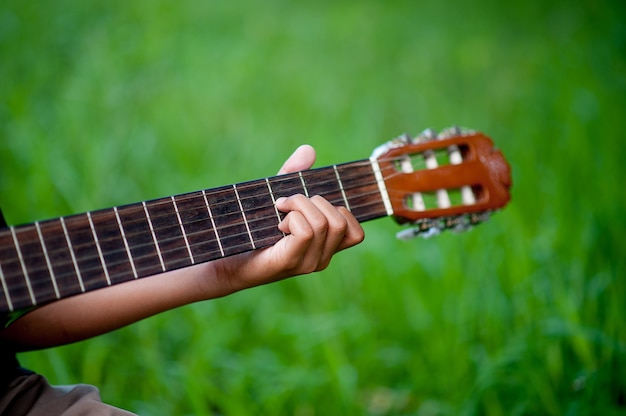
[371,127,474,159]
[411,126,477,144]
[412,128,437,143]
[370,133,412,159]
[395,212,492,240]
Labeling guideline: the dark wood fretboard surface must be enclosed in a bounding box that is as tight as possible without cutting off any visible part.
[0,160,389,313]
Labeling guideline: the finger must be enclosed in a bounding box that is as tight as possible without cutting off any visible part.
[307,197,365,268]
[275,209,315,264]
[277,195,362,272]
[308,196,349,268]
[335,206,365,251]
[277,145,316,175]
[276,194,329,272]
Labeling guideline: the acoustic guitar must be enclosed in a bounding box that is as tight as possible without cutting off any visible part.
[0,128,511,314]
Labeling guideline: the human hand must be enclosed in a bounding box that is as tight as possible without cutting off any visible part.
[206,145,365,295]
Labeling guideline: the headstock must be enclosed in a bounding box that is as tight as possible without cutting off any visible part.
[372,127,511,238]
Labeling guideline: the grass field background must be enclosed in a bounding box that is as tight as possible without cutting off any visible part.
[1,1,625,414]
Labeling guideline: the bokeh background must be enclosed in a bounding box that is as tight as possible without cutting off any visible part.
[1,1,624,414]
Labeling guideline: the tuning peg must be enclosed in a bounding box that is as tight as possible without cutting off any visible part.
[413,128,438,143]
[439,126,460,139]
[370,132,413,159]
[399,133,412,143]
[395,218,444,240]
[396,224,441,240]
[395,212,492,240]
[390,133,412,147]
[439,126,475,139]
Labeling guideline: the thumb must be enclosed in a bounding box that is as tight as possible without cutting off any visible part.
[277,145,316,175]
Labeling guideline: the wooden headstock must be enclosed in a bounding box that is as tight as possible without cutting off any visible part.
[371,127,511,238]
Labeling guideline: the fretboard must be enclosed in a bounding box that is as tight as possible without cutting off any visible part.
[0,160,389,313]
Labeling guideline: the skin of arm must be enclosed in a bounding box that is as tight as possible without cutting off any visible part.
[0,145,365,351]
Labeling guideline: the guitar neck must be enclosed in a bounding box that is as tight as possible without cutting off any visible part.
[0,159,389,313]
[0,129,514,314]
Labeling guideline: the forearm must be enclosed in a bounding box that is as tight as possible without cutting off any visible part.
[0,262,226,351]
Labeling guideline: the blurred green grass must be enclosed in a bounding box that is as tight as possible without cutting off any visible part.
[1,0,625,414]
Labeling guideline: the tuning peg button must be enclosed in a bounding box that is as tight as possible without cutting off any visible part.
[414,128,437,143]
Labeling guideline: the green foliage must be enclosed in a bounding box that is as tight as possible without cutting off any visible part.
[1,0,625,414]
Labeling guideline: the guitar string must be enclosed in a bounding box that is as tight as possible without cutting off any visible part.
[2,197,399,304]
[26,161,377,236]
[5,191,480,306]
[1,186,394,283]
[128,157,391,210]
[0,161,420,291]
[79,155,409,221]
[0,157,441,296]
[70,159,392,229]
[6,162,403,259]
[2,150,434,246]
[1,137,482,306]
[0,163,404,283]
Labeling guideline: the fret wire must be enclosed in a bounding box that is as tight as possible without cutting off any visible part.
[6,214,274,278]
[110,162,375,225]
[67,160,397,236]
[236,158,400,193]
[298,172,310,198]
[140,165,389,233]
[171,196,195,265]
[60,216,86,293]
[202,189,224,257]
[3,169,387,274]
[333,165,351,211]
[87,212,111,286]
[265,178,286,237]
[10,226,37,305]
[192,159,391,208]
[0,193,390,283]
[233,184,255,249]
[142,202,166,272]
[130,196,391,271]
[76,163,383,236]
[146,165,389,233]
[129,171,344,243]
[1,162,391,278]
[114,206,138,278]
[0,262,14,311]
[0,158,404,305]
[171,159,371,206]
[35,221,61,299]
[2,169,387,274]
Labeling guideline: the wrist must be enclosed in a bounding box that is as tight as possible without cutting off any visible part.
[195,258,241,300]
